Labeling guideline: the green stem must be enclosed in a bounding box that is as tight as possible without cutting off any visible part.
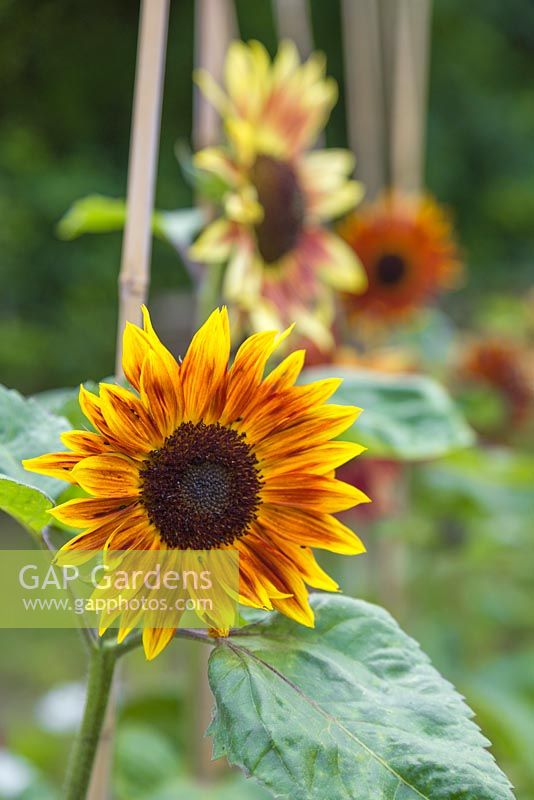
[63,644,118,800]
[63,628,214,799]
[197,261,223,325]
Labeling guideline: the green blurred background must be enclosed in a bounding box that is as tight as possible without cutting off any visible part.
[0,1,533,798]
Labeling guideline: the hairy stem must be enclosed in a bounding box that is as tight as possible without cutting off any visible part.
[63,645,118,800]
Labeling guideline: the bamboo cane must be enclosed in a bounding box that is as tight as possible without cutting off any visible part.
[341,0,386,200]
[273,0,314,58]
[193,0,237,151]
[377,0,400,184]
[115,0,170,377]
[88,4,170,798]
[272,0,323,146]
[389,0,432,192]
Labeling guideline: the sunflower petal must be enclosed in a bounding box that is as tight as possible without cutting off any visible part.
[256,404,361,456]
[193,68,230,115]
[261,473,370,513]
[78,385,111,436]
[261,440,365,477]
[316,232,367,292]
[180,308,230,423]
[222,326,293,423]
[60,431,109,456]
[49,496,137,527]
[53,515,129,566]
[189,218,236,263]
[99,384,161,454]
[140,349,182,438]
[225,327,297,426]
[262,350,305,392]
[71,455,140,498]
[22,452,80,483]
[244,378,343,442]
[260,505,366,555]
[140,307,182,382]
[122,322,153,391]
[143,627,176,660]
[104,509,157,552]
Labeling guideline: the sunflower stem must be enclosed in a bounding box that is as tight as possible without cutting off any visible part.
[40,527,98,651]
[197,260,224,325]
[63,643,118,800]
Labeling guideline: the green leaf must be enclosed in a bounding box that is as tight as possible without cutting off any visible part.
[208,595,514,800]
[158,208,204,251]
[32,376,129,431]
[32,383,97,430]
[302,367,475,460]
[456,385,507,435]
[0,384,70,497]
[464,681,534,792]
[176,141,231,203]
[56,194,203,247]
[57,195,130,239]
[0,475,53,533]
[141,777,270,800]
[114,724,180,799]
[416,447,534,518]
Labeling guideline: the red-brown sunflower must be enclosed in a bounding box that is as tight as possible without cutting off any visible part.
[23,308,369,658]
[458,337,533,436]
[338,192,461,321]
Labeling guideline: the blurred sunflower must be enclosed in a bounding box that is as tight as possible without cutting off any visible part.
[190,40,365,349]
[24,308,368,659]
[458,338,533,436]
[338,192,461,322]
[300,334,417,372]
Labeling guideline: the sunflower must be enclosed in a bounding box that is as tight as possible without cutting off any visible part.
[338,192,461,321]
[190,40,365,350]
[23,308,369,659]
[339,457,404,522]
[458,338,533,436]
[297,333,417,372]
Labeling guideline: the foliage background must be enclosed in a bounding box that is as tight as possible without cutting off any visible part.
[0,1,533,798]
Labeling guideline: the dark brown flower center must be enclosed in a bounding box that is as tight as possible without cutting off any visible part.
[375,253,406,285]
[251,154,305,264]
[140,422,261,549]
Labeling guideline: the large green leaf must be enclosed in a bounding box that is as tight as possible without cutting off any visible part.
[208,595,514,800]
[0,384,70,498]
[32,376,128,431]
[302,367,475,460]
[56,194,203,247]
[0,475,53,533]
[32,383,97,430]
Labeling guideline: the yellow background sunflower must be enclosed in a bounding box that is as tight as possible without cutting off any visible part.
[190,40,366,349]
